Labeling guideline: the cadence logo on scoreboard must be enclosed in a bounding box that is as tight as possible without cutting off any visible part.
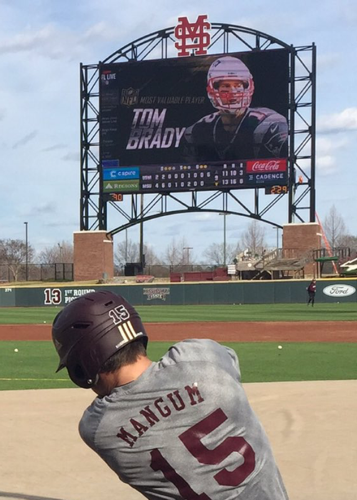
[246,159,287,173]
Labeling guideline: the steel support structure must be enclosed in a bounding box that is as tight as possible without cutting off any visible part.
[80,24,316,236]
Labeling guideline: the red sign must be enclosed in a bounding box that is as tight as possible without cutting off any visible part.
[174,15,211,57]
[246,159,287,173]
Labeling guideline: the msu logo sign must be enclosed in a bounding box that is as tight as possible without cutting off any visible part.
[174,15,211,57]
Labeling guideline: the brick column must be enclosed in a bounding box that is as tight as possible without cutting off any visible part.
[73,231,114,282]
[282,223,321,278]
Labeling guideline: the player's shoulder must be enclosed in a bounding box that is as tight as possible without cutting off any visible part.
[185,112,220,139]
[160,338,237,368]
[247,107,286,123]
[79,395,106,448]
[194,111,220,126]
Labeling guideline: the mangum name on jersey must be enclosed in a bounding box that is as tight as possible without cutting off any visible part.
[116,383,204,448]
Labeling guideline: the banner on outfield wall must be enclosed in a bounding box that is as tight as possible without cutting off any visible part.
[322,284,356,297]
[1,280,357,307]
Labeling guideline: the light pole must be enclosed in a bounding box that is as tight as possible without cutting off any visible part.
[219,213,228,266]
[24,222,28,281]
[139,194,144,271]
[58,243,63,262]
[273,226,279,255]
[183,247,193,266]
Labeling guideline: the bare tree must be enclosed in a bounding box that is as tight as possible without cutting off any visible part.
[115,239,140,268]
[337,234,357,252]
[114,237,161,268]
[142,244,160,266]
[38,241,73,264]
[241,221,267,258]
[323,205,347,249]
[204,242,241,266]
[164,237,194,265]
[0,239,35,281]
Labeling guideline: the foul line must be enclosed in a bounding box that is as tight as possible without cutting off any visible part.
[0,377,69,381]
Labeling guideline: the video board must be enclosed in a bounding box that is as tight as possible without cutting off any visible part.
[99,49,289,196]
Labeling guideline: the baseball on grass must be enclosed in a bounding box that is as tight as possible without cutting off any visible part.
[278,345,283,350]
[14,348,19,353]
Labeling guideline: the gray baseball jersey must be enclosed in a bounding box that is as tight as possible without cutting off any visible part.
[79,339,289,499]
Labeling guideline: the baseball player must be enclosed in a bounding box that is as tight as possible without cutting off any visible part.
[183,55,288,162]
[307,279,317,306]
[52,290,289,499]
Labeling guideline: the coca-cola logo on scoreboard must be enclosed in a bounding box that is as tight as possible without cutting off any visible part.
[246,159,287,173]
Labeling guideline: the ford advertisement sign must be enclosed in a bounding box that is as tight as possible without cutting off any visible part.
[323,284,356,298]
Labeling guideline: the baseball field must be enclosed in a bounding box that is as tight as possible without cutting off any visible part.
[1,302,356,500]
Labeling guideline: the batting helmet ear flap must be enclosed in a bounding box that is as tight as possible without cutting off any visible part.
[66,357,100,388]
[63,344,99,388]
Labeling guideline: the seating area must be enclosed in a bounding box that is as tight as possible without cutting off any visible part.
[170,267,229,282]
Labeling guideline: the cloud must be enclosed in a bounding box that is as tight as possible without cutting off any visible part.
[0,25,56,55]
[42,143,67,152]
[317,107,357,134]
[192,212,218,221]
[316,155,336,175]
[12,130,38,149]
[43,219,78,228]
[28,202,57,216]
[163,224,185,237]
[0,22,112,62]
[316,136,349,175]
[61,152,80,162]
[317,52,340,72]
[337,0,357,26]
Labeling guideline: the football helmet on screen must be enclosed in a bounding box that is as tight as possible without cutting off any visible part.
[207,56,254,113]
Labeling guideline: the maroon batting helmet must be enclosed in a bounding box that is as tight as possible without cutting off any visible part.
[52,290,148,388]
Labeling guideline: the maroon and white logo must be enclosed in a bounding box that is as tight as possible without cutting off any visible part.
[174,15,211,57]
[246,159,287,173]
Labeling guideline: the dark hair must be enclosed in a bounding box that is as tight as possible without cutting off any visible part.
[99,339,147,374]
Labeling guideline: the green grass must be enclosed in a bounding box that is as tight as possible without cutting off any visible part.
[1,303,356,390]
[1,340,356,391]
[0,307,61,324]
[0,341,76,391]
[0,302,357,324]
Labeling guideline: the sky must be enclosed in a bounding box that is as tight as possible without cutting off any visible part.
[1,0,356,263]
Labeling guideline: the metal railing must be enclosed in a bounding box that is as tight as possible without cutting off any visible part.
[115,264,220,279]
[0,263,74,283]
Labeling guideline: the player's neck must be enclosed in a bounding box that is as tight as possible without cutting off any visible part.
[93,356,152,397]
[117,356,153,387]
[220,111,244,130]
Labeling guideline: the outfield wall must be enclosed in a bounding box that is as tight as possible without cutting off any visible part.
[1,279,357,307]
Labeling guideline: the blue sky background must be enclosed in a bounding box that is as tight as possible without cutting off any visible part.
[0,0,356,262]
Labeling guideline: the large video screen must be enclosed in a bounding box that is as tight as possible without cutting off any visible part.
[100,49,289,196]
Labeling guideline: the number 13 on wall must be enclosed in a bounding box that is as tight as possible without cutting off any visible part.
[150,408,255,499]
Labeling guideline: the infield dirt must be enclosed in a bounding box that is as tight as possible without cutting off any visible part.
[0,320,356,342]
